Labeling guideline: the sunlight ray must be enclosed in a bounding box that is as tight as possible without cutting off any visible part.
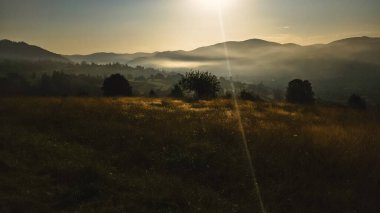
[216,4,267,213]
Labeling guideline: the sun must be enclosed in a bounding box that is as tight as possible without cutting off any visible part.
[195,0,230,9]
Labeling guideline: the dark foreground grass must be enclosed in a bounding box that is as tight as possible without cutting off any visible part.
[0,97,379,212]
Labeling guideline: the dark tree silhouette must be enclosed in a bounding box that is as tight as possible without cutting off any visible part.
[348,94,367,110]
[149,89,157,97]
[286,79,315,103]
[240,90,262,101]
[0,73,30,96]
[170,84,184,98]
[179,71,220,99]
[223,91,232,99]
[102,74,132,97]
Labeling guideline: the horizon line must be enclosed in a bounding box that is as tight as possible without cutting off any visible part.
[1,35,378,56]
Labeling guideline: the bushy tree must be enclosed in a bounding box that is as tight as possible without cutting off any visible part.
[286,79,314,104]
[170,84,184,98]
[239,90,262,101]
[179,71,220,99]
[149,89,157,97]
[348,94,366,110]
[222,91,233,99]
[102,74,132,97]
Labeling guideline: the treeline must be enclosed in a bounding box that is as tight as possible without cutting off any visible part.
[0,59,173,79]
[0,69,280,100]
[0,69,369,109]
[0,60,281,98]
[0,72,103,96]
[0,60,182,96]
[7,59,363,106]
[101,70,368,110]
[0,71,181,97]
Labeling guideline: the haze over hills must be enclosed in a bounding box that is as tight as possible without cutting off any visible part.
[63,37,380,69]
[66,52,152,64]
[1,37,380,102]
[3,37,379,76]
[64,39,286,65]
[65,37,380,102]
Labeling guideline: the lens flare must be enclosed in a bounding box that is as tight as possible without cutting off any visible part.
[216,4,267,213]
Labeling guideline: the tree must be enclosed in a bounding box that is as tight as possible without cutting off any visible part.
[348,94,366,110]
[179,71,220,99]
[222,91,232,99]
[286,79,315,104]
[149,89,157,97]
[239,90,262,101]
[0,73,31,96]
[102,74,132,97]
[170,84,184,98]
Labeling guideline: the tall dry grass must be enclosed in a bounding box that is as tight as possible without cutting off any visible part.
[0,97,379,212]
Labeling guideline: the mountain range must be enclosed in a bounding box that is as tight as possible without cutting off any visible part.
[62,37,380,77]
[1,37,380,101]
[2,37,379,72]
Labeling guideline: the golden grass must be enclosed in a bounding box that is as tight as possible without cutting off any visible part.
[0,97,379,212]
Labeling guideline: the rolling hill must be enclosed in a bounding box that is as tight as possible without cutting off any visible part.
[2,37,380,102]
[0,39,69,62]
[66,37,380,102]
[66,52,151,64]
[125,37,380,102]
[64,37,380,84]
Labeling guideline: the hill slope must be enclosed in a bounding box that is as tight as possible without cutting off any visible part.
[65,37,380,90]
[66,52,151,64]
[129,37,380,102]
[2,37,380,102]
[0,39,69,62]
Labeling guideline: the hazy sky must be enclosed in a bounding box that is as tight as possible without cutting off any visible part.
[1,0,379,54]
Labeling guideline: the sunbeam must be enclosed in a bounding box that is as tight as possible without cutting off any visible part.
[216,4,267,213]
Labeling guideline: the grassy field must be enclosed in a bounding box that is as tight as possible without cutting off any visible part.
[0,97,379,212]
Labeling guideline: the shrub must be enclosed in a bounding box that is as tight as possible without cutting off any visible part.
[149,89,157,97]
[170,84,184,98]
[286,79,314,104]
[178,71,220,99]
[239,90,262,101]
[222,91,233,99]
[348,94,367,110]
[102,74,132,97]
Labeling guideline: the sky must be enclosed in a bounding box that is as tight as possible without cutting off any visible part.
[1,0,379,54]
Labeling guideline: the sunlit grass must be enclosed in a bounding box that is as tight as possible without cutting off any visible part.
[0,97,379,212]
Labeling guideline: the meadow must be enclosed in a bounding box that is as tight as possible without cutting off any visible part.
[0,97,379,212]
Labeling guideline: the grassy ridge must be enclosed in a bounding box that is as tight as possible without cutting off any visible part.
[0,98,379,212]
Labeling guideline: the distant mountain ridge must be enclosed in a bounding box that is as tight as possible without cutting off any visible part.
[64,37,380,68]
[66,52,151,64]
[2,37,379,66]
[65,38,287,64]
[0,39,69,62]
[1,36,380,102]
